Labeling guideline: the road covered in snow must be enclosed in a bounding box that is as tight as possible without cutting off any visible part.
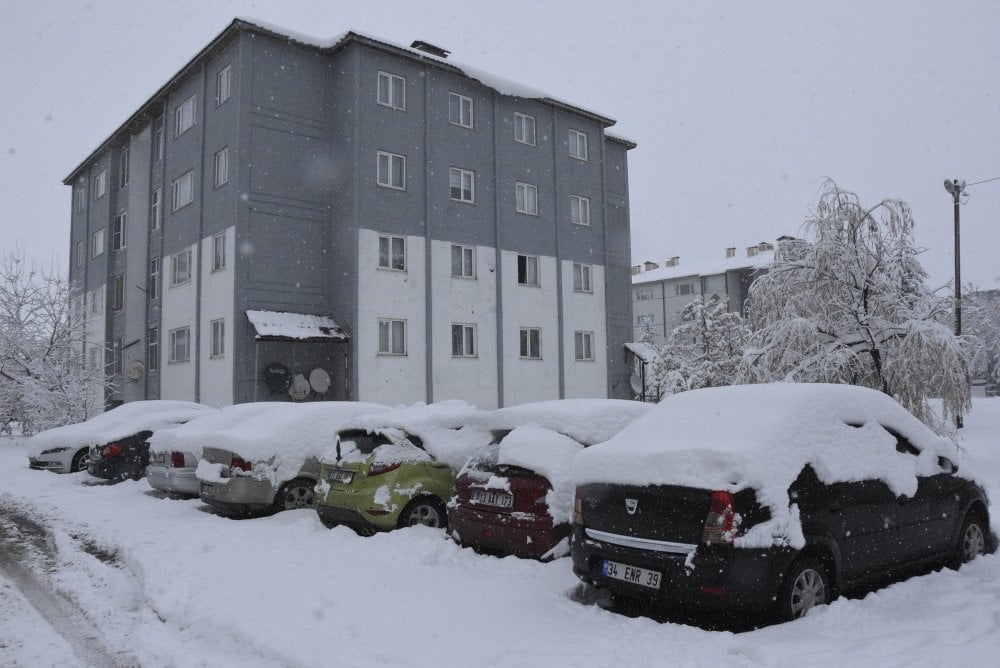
[1,398,999,667]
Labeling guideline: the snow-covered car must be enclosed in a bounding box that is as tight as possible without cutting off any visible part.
[315,401,492,533]
[448,399,653,560]
[26,401,214,475]
[571,384,992,622]
[193,402,390,515]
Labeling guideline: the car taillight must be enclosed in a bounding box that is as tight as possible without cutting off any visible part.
[230,456,252,474]
[573,489,584,525]
[702,491,737,545]
[368,461,401,477]
[102,443,123,459]
[171,452,186,468]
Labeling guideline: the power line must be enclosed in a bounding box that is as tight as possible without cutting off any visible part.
[967,175,1000,187]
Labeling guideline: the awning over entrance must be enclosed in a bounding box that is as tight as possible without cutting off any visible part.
[245,310,349,342]
[624,341,658,363]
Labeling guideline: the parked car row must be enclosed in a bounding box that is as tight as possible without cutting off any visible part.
[24,385,993,624]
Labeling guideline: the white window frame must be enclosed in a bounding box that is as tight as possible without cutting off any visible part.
[574,331,594,361]
[568,128,588,161]
[517,254,539,287]
[151,188,162,230]
[169,327,191,363]
[214,147,229,188]
[118,146,129,188]
[377,318,406,356]
[573,262,593,293]
[216,64,232,105]
[88,345,101,372]
[148,257,160,300]
[378,235,406,271]
[112,273,125,312]
[113,337,124,375]
[111,212,127,251]
[451,323,477,358]
[514,112,536,146]
[75,241,84,267]
[171,249,192,286]
[147,328,159,371]
[91,228,105,258]
[637,313,655,327]
[515,182,538,215]
[93,170,107,200]
[211,319,225,358]
[172,171,193,211]
[174,95,196,137]
[377,151,406,190]
[74,187,85,213]
[519,327,541,360]
[152,116,164,162]
[571,195,591,226]
[212,232,226,272]
[449,92,474,128]
[451,244,475,278]
[377,71,405,110]
[676,283,695,296]
[449,167,475,203]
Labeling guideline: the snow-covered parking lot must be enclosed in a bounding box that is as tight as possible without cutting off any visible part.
[2,399,999,667]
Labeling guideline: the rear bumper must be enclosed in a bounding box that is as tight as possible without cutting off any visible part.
[199,476,276,513]
[88,458,141,481]
[448,504,567,559]
[28,457,71,473]
[146,465,200,496]
[315,503,388,532]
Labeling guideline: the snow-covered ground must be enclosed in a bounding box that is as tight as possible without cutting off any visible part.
[1,399,998,667]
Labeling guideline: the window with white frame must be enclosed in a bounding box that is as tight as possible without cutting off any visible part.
[449,92,473,128]
[216,64,232,105]
[676,283,695,296]
[93,170,107,200]
[451,324,477,357]
[171,249,191,285]
[169,327,190,363]
[76,241,84,267]
[571,195,591,226]
[174,95,196,136]
[152,116,164,162]
[111,212,127,251]
[148,257,160,300]
[74,187,85,213]
[637,313,655,327]
[573,262,592,293]
[635,288,653,301]
[574,331,594,361]
[451,244,475,278]
[118,146,130,188]
[449,167,474,203]
[377,72,405,110]
[172,171,193,210]
[517,254,539,286]
[112,273,125,311]
[212,232,226,271]
[112,337,124,375]
[214,147,229,188]
[151,188,162,230]
[378,235,405,271]
[568,128,588,160]
[376,151,405,189]
[514,112,536,146]
[516,182,538,215]
[88,288,104,315]
[211,319,225,357]
[519,327,541,359]
[88,346,102,372]
[377,318,406,355]
[147,328,159,371]
[91,228,105,257]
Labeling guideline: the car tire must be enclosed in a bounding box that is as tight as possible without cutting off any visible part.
[70,448,89,473]
[777,557,831,621]
[397,497,447,530]
[273,479,316,512]
[953,514,987,568]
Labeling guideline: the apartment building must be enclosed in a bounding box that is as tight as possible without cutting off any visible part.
[64,19,635,409]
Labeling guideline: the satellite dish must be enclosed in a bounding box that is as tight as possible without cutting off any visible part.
[127,361,145,382]
[629,374,643,395]
[264,362,291,393]
[309,367,331,394]
[289,374,310,401]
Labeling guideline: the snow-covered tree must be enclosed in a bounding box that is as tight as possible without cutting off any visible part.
[0,251,104,435]
[744,181,970,427]
[964,288,1000,386]
[651,295,749,397]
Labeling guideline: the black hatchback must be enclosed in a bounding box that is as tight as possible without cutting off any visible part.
[87,430,155,481]
[570,384,992,622]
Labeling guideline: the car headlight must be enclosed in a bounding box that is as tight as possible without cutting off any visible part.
[40,447,71,455]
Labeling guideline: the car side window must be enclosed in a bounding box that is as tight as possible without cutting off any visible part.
[885,427,921,457]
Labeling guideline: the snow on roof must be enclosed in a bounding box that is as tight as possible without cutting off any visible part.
[574,383,962,548]
[246,310,348,341]
[27,401,216,456]
[488,399,654,446]
[624,342,659,363]
[632,251,773,286]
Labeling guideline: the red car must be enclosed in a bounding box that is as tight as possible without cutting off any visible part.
[448,400,653,560]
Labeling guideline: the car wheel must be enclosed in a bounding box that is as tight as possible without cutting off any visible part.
[955,515,987,566]
[274,479,315,512]
[397,497,447,530]
[70,448,89,473]
[778,557,830,621]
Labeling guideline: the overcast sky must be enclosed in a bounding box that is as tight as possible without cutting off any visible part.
[3,0,998,289]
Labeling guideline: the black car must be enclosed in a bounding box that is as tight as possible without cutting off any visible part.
[570,384,991,623]
[87,430,155,481]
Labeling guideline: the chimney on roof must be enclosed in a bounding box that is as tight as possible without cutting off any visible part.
[665,256,680,267]
[757,242,774,252]
[410,40,450,58]
[630,265,642,276]
[747,246,758,257]
[643,261,659,271]
[725,247,736,258]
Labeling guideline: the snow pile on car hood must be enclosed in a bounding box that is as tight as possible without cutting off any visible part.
[496,426,583,524]
[488,399,654,445]
[329,401,492,470]
[27,401,216,456]
[574,383,963,548]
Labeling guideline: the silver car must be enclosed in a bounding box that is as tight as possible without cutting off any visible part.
[146,449,202,496]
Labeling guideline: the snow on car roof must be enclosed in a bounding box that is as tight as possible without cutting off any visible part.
[488,399,654,446]
[27,401,215,456]
[574,383,962,547]
[496,426,583,524]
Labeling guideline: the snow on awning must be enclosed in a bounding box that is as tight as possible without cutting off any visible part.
[624,341,658,363]
[246,310,348,342]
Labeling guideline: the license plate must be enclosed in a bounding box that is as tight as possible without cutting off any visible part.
[201,483,216,497]
[472,489,514,508]
[327,469,354,484]
[601,559,661,589]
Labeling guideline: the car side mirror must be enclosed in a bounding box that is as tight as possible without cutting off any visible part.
[938,456,958,474]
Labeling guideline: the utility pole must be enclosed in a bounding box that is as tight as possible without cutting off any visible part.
[943,178,966,429]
